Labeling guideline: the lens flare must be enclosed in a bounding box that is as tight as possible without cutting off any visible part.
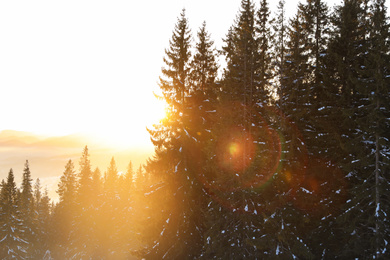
[228,142,239,157]
[197,104,346,216]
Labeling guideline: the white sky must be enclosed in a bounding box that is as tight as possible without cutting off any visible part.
[0,0,375,148]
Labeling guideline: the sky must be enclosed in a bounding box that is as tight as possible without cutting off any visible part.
[0,0,379,148]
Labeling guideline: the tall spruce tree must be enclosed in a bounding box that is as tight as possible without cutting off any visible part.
[365,1,390,257]
[201,1,293,258]
[145,9,207,259]
[336,0,390,257]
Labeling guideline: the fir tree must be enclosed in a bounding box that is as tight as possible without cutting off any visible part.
[105,157,118,194]
[78,145,93,205]
[52,159,77,258]
[145,9,208,259]
[69,146,98,259]
[222,0,261,109]
[0,169,27,259]
[190,21,219,97]
[32,179,51,259]
[337,0,390,257]
[20,160,36,256]
[256,0,273,105]
[272,0,287,107]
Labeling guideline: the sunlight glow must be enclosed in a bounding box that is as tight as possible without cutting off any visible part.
[94,97,168,149]
[228,142,240,157]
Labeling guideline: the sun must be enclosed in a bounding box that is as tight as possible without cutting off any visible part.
[93,95,168,149]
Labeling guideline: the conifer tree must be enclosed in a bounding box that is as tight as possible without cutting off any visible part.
[272,0,287,107]
[99,157,121,257]
[300,0,333,162]
[256,0,273,105]
[222,0,260,109]
[336,0,390,257]
[78,146,93,204]
[0,169,27,259]
[20,160,36,255]
[366,1,390,257]
[105,157,118,194]
[52,159,77,257]
[32,179,51,258]
[190,21,218,97]
[326,0,369,172]
[69,146,98,258]
[145,9,208,259]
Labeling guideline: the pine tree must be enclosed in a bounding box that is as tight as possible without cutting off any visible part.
[222,0,261,110]
[0,169,27,259]
[68,146,98,258]
[190,21,218,96]
[366,1,390,256]
[78,146,93,205]
[100,157,121,257]
[272,0,287,107]
[256,0,273,105]
[336,0,390,257]
[115,162,136,259]
[325,1,373,257]
[105,157,118,194]
[300,0,331,157]
[52,159,77,258]
[32,179,51,259]
[144,9,209,259]
[20,160,36,256]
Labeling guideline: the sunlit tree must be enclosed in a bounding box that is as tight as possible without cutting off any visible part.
[52,159,77,257]
[20,160,36,256]
[32,179,51,258]
[144,9,209,259]
[68,146,98,258]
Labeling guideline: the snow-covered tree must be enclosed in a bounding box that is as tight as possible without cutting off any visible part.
[0,169,27,259]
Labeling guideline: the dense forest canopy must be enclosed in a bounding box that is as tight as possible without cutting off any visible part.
[1,0,389,259]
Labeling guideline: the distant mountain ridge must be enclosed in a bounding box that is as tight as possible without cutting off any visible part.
[0,130,153,201]
[0,130,44,146]
[0,130,100,148]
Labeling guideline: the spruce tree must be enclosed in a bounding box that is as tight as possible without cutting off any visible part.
[52,159,77,258]
[325,1,372,257]
[272,0,287,107]
[144,9,208,259]
[221,0,260,109]
[366,1,390,257]
[32,179,51,259]
[69,146,97,258]
[100,157,121,257]
[20,160,36,256]
[78,146,93,205]
[336,0,390,257]
[105,157,118,194]
[256,0,273,105]
[0,169,27,259]
[190,21,218,97]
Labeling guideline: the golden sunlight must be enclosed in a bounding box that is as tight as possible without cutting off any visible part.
[95,97,168,149]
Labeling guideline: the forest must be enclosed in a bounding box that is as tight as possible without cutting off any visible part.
[1,0,389,259]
